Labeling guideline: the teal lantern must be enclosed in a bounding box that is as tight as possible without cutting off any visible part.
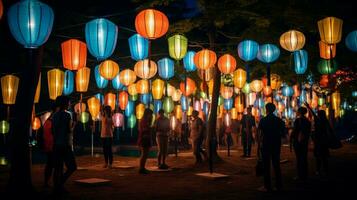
[127,114,137,129]
[112,74,124,90]
[294,49,308,75]
[80,112,90,124]
[63,70,74,96]
[163,97,174,113]
[95,93,104,104]
[95,65,109,89]
[257,44,280,63]
[183,51,197,72]
[125,100,134,117]
[282,86,294,97]
[345,31,357,52]
[154,100,162,114]
[0,120,10,134]
[181,96,188,111]
[140,93,152,105]
[128,34,149,61]
[223,98,233,110]
[7,0,54,48]
[318,59,338,75]
[352,91,357,97]
[158,58,175,80]
[238,40,259,83]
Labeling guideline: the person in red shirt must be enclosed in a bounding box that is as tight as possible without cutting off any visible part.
[138,109,153,174]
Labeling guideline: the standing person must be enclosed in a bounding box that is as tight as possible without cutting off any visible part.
[101,105,114,169]
[257,103,285,192]
[137,108,153,174]
[291,107,311,181]
[52,96,77,194]
[240,106,256,157]
[231,119,240,148]
[190,110,205,164]
[154,109,170,169]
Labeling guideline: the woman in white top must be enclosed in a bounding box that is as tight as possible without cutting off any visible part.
[101,105,114,168]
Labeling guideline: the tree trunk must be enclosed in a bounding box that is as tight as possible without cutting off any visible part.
[7,48,43,196]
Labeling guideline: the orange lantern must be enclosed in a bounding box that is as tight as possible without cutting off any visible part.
[197,67,214,82]
[136,103,146,119]
[263,86,272,96]
[233,68,246,89]
[34,73,41,103]
[194,49,217,70]
[279,30,305,52]
[119,69,136,86]
[134,59,157,79]
[278,102,285,112]
[47,69,64,100]
[263,74,281,90]
[174,105,182,119]
[220,85,233,99]
[32,117,41,131]
[319,41,336,59]
[75,67,90,92]
[231,108,238,120]
[293,85,300,97]
[61,39,87,71]
[128,83,138,96]
[74,103,86,113]
[172,89,182,102]
[104,93,116,111]
[1,74,20,105]
[135,9,169,40]
[218,54,236,74]
[180,77,196,96]
[250,80,263,93]
[119,91,129,110]
[87,97,100,120]
[234,96,244,113]
[152,79,165,100]
[320,75,329,87]
[136,79,149,94]
[99,60,119,80]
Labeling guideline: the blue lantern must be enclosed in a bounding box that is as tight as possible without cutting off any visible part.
[284,107,294,119]
[140,93,152,105]
[125,100,134,117]
[299,90,307,105]
[7,0,54,48]
[95,93,104,104]
[183,51,197,72]
[257,44,280,63]
[158,58,175,80]
[223,98,233,110]
[128,34,149,61]
[342,100,348,109]
[95,65,109,89]
[203,101,210,116]
[63,70,74,96]
[254,98,265,109]
[345,31,357,52]
[237,40,259,62]
[85,18,118,60]
[180,96,188,111]
[154,100,162,114]
[112,74,124,90]
[282,86,294,97]
[294,50,308,75]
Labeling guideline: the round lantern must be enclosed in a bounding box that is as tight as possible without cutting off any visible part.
[257,44,280,63]
[234,96,244,113]
[1,75,20,105]
[80,112,90,124]
[104,93,116,111]
[220,86,234,99]
[112,74,124,90]
[174,105,182,119]
[0,120,9,135]
[154,100,162,114]
[152,79,165,100]
[135,9,169,40]
[180,78,196,96]
[134,59,157,79]
[47,69,64,100]
[129,33,149,61]
[250,80,263,93]
[95,65,109,89]
[231,108,238,120]
[294,49,308,74]
[158,58,174,80]
[218,54,236,74]
[63,70,74,96]
[87,97,100,120]
[75,67,90,92]
[74,103,86,113]
[136,104,146,120]
[61,39,87,70]
[168,34,188,60]
[242,83,250,94]
[183,51,197,72]
[113,112,124,127]
[172,89,182,102]
[119,69,136,86]
[318,97,325,106]
[32,117,41,131]
[332,91,341,110]
[237,40,259,62]
[128,84,138,96]
[317,59,338,75]
[34,73,41,103]
[233,68,247,89]
[99,60,119,80]
[163,97,174,113]
[279,30,305,52]
[7,0,54,48]
[136,79,149,94]
[140,93,152,105]
[125,101,134,117]
[224,98,233,110]
[197,67,214,82]
[119,91,129,110]
[127,114,137,128]
[282,85,294,97]
[319,41,336,59]
[194,49,217,70]
[345,31,357,52]
[318,17,343,44]
[180,96,188,111]
[85,18,118,60]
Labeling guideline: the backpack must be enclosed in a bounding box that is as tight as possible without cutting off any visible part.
[43,117,54,152]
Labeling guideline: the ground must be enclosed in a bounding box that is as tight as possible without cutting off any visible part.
[1,143,357,200]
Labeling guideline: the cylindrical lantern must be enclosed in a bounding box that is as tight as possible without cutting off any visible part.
[87,97,100,120]
[7,0,54,48]
[0,120,9,135]
[47,69,64,100]
[282,85,294,97]
[220,86,233,99]
[250,80,263,93]
[234,96,244,113]
[247,92,256,106]
[158,58,174,80]
[75,67,90,92]
[318,17,343,44]
[293,85,300,97]
[134,59,157,79]
[80,112,90,124]
[136,79,150,94]
[127,114,137,128]
[99,60,119,80]
[345,31,357,52]
[319,41,336,59]
[1,75,20,105]
[180,78,196,96]
[257,44,280,63]
[237,40,259,62]
[135,9,169,40]
[180,96,188,111]
[172,89,182,102]
[152,79,165,100]
[174,105,182,119]
[140,93,152,105]
[279,30,305,52]
[203,101,210,116]
[332,91,341,110]
[163,97,174,113]
[113,112,124,127]
[32,117,41,131]
[224,98,233,110]
[194,49,217,70]
[61,39,87,71]
[128,83,138,96]
[193,100,201,111]
[95,65,109,89]
[168,34,188,60]
[294,49,308,74]
[136,103,146,119]
[218,54,237,74]
[119,69,136,86]
[112,74,124,90]
[183,51,197,72]
[154,100,162,114]
[85,18,118,60]
[128,33,149,61]
[231,108,238,120]
[233,68,246,89]
[104,93,116,111]
[34,73,41,103]
[170,115,177,131]
[318,59,338,75]
[119,91,129,110]
[63,70,74,96]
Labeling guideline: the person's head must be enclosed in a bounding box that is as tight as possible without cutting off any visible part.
[318,110,328,121]
[192,110,199,118]
[297,107,307,117]
[144,108,153,121]
[265,103,276,115]
[158,109,165,117]
[246,106,252,115]
[55,95,70,110]
[104,105,112,117]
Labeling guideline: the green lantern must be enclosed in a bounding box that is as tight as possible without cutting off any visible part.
[200,91,207,99]
[80,112,90,123]
[0,120,10,134]
[318,97,325,106]
[129,94,138,101]
[242,83,250,94]
[168,34,188,60]
[218,95,224,106]
[128,114,137,128]
[317,59,338,75]
[163,97,174,113]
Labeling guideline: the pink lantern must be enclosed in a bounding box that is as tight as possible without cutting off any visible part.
[194,100,201,111]
[113,112,124,127]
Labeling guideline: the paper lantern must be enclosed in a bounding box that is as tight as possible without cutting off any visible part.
[197,67,214,82]
[166,84,175,97]
[257,44,280,63]
[140,93,152,105]
[247,92,256,106]
[218,54,236,74]
[237,40,259,62]
[95,93,104,104]
[75,67,90,92]
[234,96,244,113]
[284,107,294,119]
[174,105,182,119]
[180,96,188,111]
[318,17,343,44]
[294,49,308,74]
[74,103,86,113]
[7,0,54,48]
[63,70,74,96]
[319,41,336,59]
[104,93,116,111]
[168,34,188,60]
[85,18,118,60]
[154,100,162,114]
[187,106,193,116]
[180,78,196,96]
[34,74,41,103]
[0,0,3,20]
[318,59,338,75]
[224,113,232,127]
[128,34,149,61]
[262,74,281,90]
[224,98,233,110]
[127,114,136,128]
[47,69,64,100]
[250,80,263,93]
[194,49,217,70]
[172,89,182,102]
[136,79,149,94]
[95,65,108,89]
[99,60,119,80]
[113,112,124,127]
[282,86,294,97]
[152,79,165,100]
[231,108,238,120]
[293,85,300,97]
[277,102,285,113]
[112,74,124,90]
[0,120,9,135]
[332,91,341,110]
[1,75,20,105]
[203,101,210,116]
[319,75,329,88]
[87,97,100,120]
[233,68,246,89]
[220,86,233,99]
[254,97,265,108]
[128,84,138,96]
[345,31,357,52]
[163,97,174,113]
[119,91,129,110]
[158,58,174,80]
[193,100,201,111]
[134,59,157,79]
[80,112,89,124]
[263,86,272,96]
[32,117,41,131]
[136,103,146,119]
[279,30,305,52]
[352,91,357,97]
[183,51,197,72]
[119,69,136,86]
[135,9,169,40]
[318,97,325,106]
[61,39,86,70]
[242,83,250,94]
[170,115,177,131]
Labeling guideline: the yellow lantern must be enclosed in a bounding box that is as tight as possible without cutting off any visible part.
[166,84,175,97]
[231,108,238,120]
[233,68,246,89]
[119,69,136,86]
[174,105,182,119]
[152,79,165,100]
[279,30,305,52]
[172,89,182,102]
[250,80,263,93]
[168,34,188,60]
[134,59,157,79]
[47,69,64,100]
[1,75,20,105]
[87,97,100,120]
[104,93,116,111]
[318,17,343,44]
[128,83,138,96]
[136,79,149,94]
[220,85,233,99]
[332,91,341,111]
[136,103,145,119]
[76,67,90,92]
[187,106,193,116]
[99,60,119,80]
[32,117,41,131]
[34,73,41,103]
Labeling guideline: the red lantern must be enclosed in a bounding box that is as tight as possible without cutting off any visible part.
[320,75,329,88]
[135,9,169,40]
[61,39,87,71]
[180,78,196,96]
[194,49,217,70]
[119,91,129,110]
[218,54,236,74]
